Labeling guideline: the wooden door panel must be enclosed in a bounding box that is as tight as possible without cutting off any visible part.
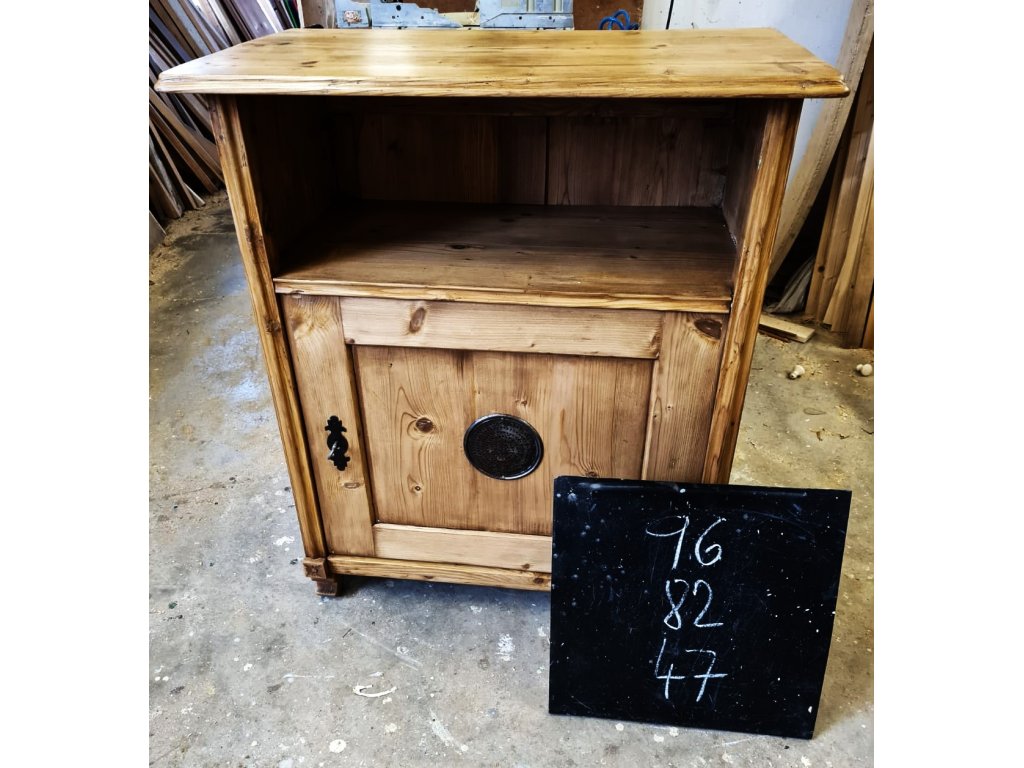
[281,294,376,556]
[354,346,652,536]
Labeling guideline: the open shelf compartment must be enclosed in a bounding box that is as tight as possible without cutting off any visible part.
[233,95,767,314]
[274,202,736,312]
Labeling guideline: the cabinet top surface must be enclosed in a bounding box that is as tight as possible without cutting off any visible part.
[154,28,847,98]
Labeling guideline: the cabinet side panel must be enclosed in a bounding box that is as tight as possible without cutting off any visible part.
[282,295,376,556]
[210,95,326,558]
[705,100,803,483]
[352,113,546,204]
[547,111,731,207]
[642,312,727,482]
[234,96,339,270]
[722,104,769,251]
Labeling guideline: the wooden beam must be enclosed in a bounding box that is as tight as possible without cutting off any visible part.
[824,131,874,332]
[149,211,166,252]
[804,127,849,321]
[861,297,874,350]
[808,43,874,323]
[768,0,873,279]
[327,555,552,590]
[758,313,816,343]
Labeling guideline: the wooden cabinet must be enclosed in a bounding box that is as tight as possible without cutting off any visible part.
[156,28,846,594]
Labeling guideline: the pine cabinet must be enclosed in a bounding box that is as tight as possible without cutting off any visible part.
[156,28,846,594]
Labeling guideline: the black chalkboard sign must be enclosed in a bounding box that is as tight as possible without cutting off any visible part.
[548,477,852,739]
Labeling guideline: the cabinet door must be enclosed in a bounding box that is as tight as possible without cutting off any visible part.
[284,295,724,568]
[355,345,652,536]
[343,297,661,546]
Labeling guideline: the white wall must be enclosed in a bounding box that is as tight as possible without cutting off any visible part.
[641,0,855,184]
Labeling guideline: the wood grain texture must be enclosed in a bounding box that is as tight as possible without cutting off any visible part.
[353,113,545,204]
[282,294,376,556]
[211,95,326,558]
[355,346,652,535]
[234,96,337,269]
[823,132,873,332]
[804,128,849,321]
[547,113,730,206]
[149,211,166,252]
[758,313,815,343]
[806,46,873,324]
[150,94,220,193]
[642,312,726,482]
[842,195,873,348]
[327,555,551,590]
[703,100,802,484]
[150,116,211,203]
[769,3,872,278]
[373,524,552,572]
[274,203,735,313]
[325,97,734,119]
[149,87,222,182]
[826,137,874,348]
[721,103,768,250]
[339,298,663,358]
[154,28,848,98]
[861,298,874,350]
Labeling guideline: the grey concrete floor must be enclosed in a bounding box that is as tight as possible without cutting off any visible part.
[150,193,874,767]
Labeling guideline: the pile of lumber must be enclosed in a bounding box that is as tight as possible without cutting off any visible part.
[149,1,301,230]
[804,41,874,349]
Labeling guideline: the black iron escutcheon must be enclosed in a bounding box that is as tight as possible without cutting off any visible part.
[325,416,350,471]
[463,414,543,480]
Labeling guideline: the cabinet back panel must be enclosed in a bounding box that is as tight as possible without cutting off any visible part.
[355,346,652,535]
[327,103,734,207]
[547,115,731,207]
[335,113,546,204]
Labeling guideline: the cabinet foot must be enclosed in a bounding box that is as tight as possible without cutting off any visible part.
[313,577,342,597]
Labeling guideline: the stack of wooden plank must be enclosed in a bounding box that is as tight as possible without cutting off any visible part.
[805,41,874,349]
[149,1,300,229]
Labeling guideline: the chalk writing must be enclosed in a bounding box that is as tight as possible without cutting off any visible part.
[644,516,689,570]
[694,517,725,566]
[662,578,689,630]
[685,649,728,702]
[646,514,728,703]
[654,636,687,699]
[692,580,723,628]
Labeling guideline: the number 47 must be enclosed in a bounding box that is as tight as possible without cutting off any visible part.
[654,638,727,703]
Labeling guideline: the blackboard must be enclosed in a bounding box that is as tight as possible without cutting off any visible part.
[548,477,852,739]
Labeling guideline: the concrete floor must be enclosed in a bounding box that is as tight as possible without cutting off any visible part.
[150,193,874,767]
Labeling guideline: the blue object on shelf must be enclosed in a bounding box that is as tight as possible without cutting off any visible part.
[599,10,639,30]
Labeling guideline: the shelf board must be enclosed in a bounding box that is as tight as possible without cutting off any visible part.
[274,203,736,313]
